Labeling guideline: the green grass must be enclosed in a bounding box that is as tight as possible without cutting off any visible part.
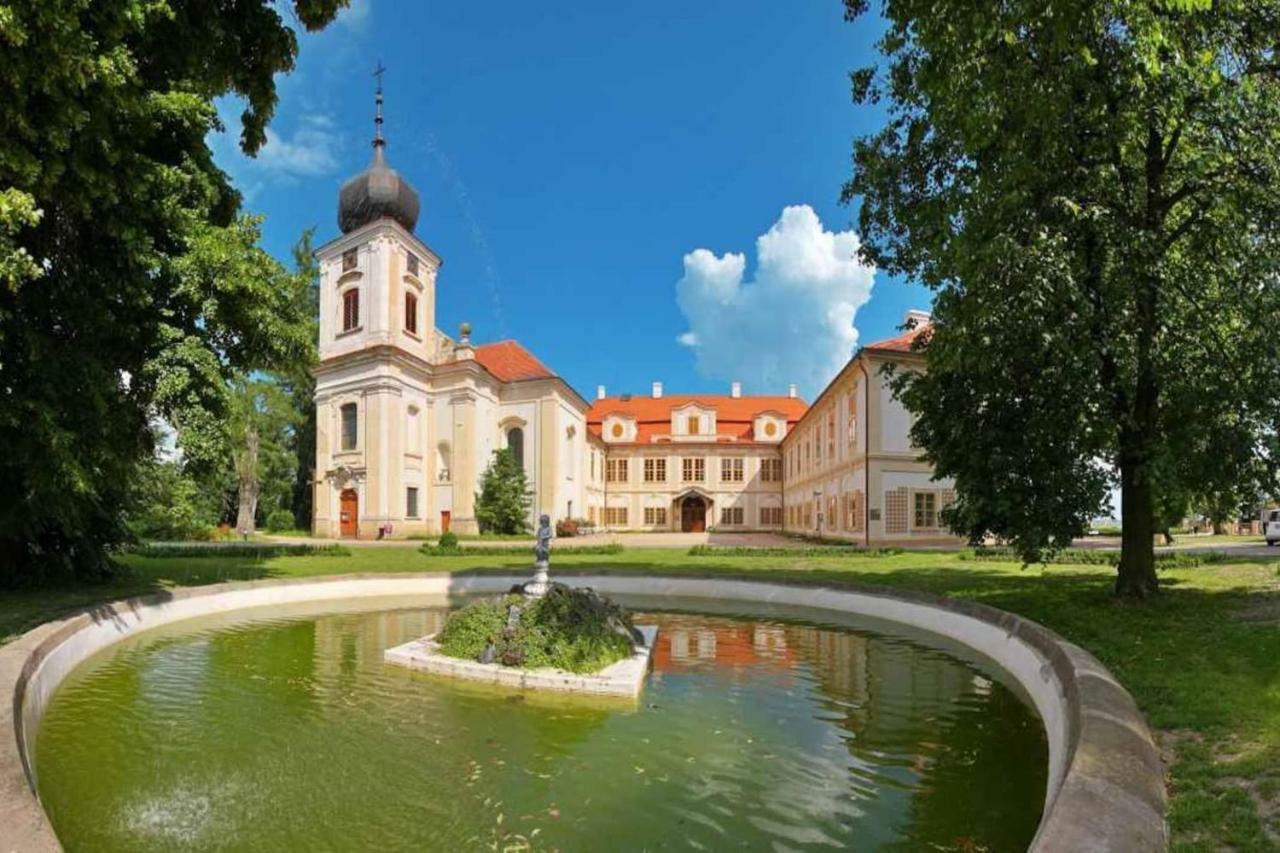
[2,546,1278,849]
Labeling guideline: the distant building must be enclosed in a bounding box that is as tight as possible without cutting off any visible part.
[585,383,806,531]
[312,89,956,543]
[780,314,961,545]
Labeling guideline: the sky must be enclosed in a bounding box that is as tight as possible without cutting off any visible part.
[210,0,933,403]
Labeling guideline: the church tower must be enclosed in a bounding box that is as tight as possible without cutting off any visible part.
[312,72,595,539]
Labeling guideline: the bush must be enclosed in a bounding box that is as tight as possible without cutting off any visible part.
[556,518,580,538]
[688,545,904,558]
[265,509,295,532]
[128,543,349,559]
[438,531,459,549]
[420,542,624,557]
[436,584,638,673]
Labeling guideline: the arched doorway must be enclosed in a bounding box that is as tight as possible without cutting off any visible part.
[681,495,707,533]
[339,489,358,538]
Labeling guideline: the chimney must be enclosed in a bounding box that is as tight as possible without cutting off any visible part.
[651,381,663,399]
[788,383,798,399]
[730,381,742,399]
[596,385,607,401]
[904,309,932,329]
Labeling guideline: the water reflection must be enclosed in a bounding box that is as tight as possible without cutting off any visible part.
[36,604,1046,852]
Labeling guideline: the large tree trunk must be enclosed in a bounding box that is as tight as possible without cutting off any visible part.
[235,426,259,535]
[1116,461,1159,597]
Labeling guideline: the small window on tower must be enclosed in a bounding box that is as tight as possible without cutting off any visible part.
[405,291,418,334]
[342,248,358,271]
[342,288,360,332]
[340,403,358,451]
[407,252,420,277]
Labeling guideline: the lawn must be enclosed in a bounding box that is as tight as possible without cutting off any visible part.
[3,545,1279,851]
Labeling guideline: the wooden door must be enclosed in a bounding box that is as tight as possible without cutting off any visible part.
[440,510,451,533]
[339,489,358,538]
[681,498,706,533]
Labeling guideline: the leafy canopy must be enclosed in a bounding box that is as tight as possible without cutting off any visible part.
[845,0,1280,596]
[0,1,343,584]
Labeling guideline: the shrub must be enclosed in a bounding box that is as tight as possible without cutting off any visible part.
[438,531,459,549]
[556,518,580,538]
[265,509,295,533]
[688,545,904,558]
[419,542,624,557]
[436,584,637,673]
[128,543,349,559]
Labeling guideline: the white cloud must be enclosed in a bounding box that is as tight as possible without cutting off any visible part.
[333,0,371,31]
[253,114,341,177]
[210,108,342,187]
[676,205,876,399]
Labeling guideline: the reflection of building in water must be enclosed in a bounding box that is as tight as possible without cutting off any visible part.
[783,624,871,702]
[312,608,446,682]
[652,615,796,673]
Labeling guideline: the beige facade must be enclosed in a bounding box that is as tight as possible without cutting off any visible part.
[780,312,960,546]
[312,218,591,538]
[584,388,802,532]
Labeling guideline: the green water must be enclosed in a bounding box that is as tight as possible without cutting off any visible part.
[35,599,1046,851]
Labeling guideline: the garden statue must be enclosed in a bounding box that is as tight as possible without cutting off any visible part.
[524,513,552,596]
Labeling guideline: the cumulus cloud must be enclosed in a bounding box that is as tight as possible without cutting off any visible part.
[253,114,341,177]
[676,205,876,399]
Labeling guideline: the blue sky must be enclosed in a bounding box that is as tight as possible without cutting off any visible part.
[211,0,932,401]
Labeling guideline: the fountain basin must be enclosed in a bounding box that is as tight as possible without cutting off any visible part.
[1,571,1168,851]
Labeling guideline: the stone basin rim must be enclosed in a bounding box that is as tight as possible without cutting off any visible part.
[0,571,1168,852]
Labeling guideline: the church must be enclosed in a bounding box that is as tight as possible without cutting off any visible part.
[312,91,957,544]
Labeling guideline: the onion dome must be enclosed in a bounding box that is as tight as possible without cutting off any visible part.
[338,68,420,234]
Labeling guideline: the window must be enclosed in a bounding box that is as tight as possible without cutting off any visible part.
[721,457,744,483]
[720,506,744,525]
[588,506,598,524]
[342,288,359,332]
[681,457,704,482]
[827,411,836,460]
[406,251,420,276]
[644,507,667,526]
[406,487,419,518]
[885,488,909,534]
[606,458,628,483]
[686,416,699,435]
[604,507,628,526]
[914,492,938,529]
[507,427,524,469]
[643,457,666,483]
[342,248,358,271]
[760,506,783,526]
[405,291,418,334]
[340,403,357,451]
[760,458,782,483]
[847,394,857,450]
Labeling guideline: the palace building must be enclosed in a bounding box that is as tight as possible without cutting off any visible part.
[312,90,957,544]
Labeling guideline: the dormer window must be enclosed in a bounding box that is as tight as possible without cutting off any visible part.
[407,251,420,277]
[342,248,358,272]
[686,416,699,435]
[342,288,360,332]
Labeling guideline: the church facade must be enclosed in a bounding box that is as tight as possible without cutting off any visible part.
[312,94,957,543]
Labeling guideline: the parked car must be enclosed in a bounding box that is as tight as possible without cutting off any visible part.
[1265,508,1280,546]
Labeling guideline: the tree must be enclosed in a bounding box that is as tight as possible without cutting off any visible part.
[284,230,320,530]
[0,1,345,584]
[228,376,301,534]
[474,449,533,536]
[844,0,1280,597]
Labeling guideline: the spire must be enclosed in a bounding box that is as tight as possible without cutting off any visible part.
[372,60,387,153]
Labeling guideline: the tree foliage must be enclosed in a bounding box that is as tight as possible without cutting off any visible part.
[474,448,533,536]
[845,0,1280,596]
[0,1,343,584]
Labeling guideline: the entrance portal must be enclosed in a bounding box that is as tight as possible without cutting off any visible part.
[340,489,358,538]
[681,496,707,533]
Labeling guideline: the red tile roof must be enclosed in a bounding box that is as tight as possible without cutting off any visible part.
[473,340,556,382]
[862,322,931,353]
[587,394,808,445]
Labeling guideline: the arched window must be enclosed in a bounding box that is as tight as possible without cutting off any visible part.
[507,427,524,470]
[340,403,358,451]
[342,288,359,332]
[404,291,418,334]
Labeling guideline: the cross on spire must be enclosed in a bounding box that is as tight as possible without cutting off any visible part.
[372,60,386,149]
